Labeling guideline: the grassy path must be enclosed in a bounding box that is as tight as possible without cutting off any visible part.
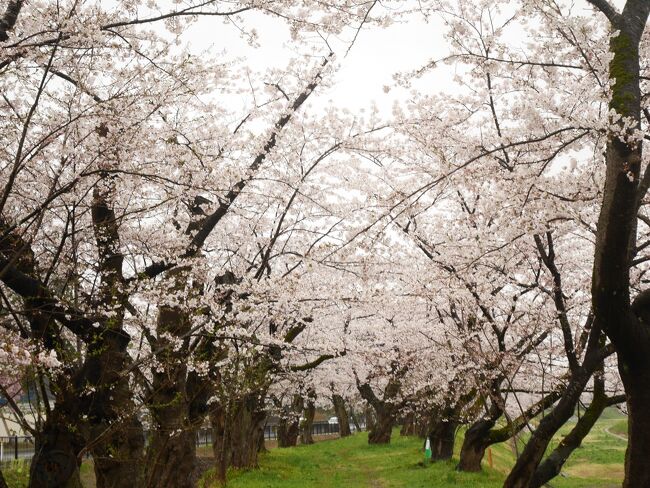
[202,415,629,488]
[205,433,505,488]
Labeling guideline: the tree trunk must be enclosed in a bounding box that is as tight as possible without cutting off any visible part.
[350,409,362,433]
[211,392,267,483]
[368,406,393,444]
[29,417,84,488]
[365,404,375,433]
[531,392,610,488]
[88,338,145,488]
[92,416,145,488]
[143,305,197,488]
[87,176,146,488]
[400,412,415,436]
[620,368,650,488]
[332,394,351,437]
[278,394,303,447]
[586,4,650,487]
[457,420,492,471]
[428,418,456,461]
[503,371,590,488]
[277,417,300,447]
[144,428,196,488]
[301,401,315,445]
[417,414,429,439]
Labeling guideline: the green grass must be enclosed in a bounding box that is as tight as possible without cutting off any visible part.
[202,416,628,488]
[473,415,627,488]
[609,419,628,438]
[4,411,630,488]
[2,460,28,488]
[203,433,504,488]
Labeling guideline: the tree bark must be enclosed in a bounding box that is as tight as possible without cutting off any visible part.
[400,412,416,436]
[211,392,267,483]
[365,404,375,433]
[457,388,562,473]
[428,418,456,461]
[531,390,621,487]
[332,394,351,437]
[368,405,394,444]
[278,395,303,448]
[356,376,404,445]
[503,369,591,488]
[585,2,650,486]
[88,181,145,488]
[92,416,145,488]
[619,368,650,487]
[143,305,197,488]
[29,415,84,488]
[300,400,315,445]
[457,420,492,471]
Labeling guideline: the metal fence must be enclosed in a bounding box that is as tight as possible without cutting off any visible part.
[0,421,358,463]
[0,436,35,462]
[263,421,341,440]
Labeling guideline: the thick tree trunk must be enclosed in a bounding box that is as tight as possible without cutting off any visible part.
[144,305,197,488]
[300,401,315,445]
[87,185,146,488]
[92,416,145,488]
[144,428,196,488]
[332,394,351,437]
[211,392,267,483]
[457,420,492,471]
[428,418,456,461]
[368,406,393,444]
[88,338,145,488]
[278,395,303,447]
[277,417,300,447]
[29,417,84,488]
[620,369,650,488]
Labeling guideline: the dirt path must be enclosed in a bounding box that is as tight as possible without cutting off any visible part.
[603,425,627,443]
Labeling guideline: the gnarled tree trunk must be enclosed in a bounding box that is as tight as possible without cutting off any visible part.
[211,392,267,483]
[278,395,303,448]
[428,418,456,461]
[368,405,394,444]
[457,420,492,471]
[29,414,84,488]
[143,305,197,488]
[457,388,562,473]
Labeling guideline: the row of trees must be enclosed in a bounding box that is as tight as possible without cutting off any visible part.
[1,0,649,487]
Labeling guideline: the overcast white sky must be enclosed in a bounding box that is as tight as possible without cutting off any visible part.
[182,7,448,114]
[177,0,624,117]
